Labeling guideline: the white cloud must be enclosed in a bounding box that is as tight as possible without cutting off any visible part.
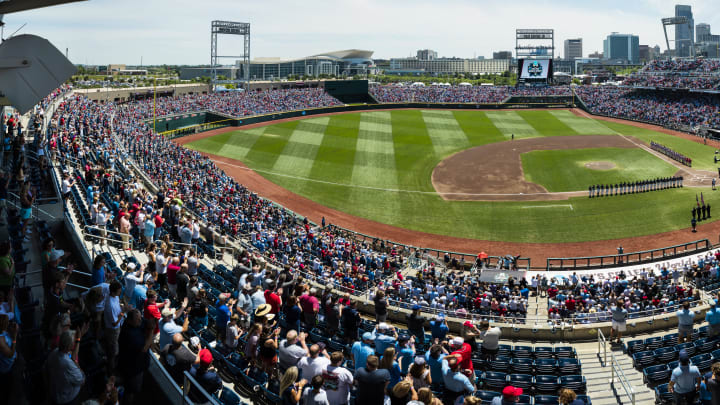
[7,0,720,65]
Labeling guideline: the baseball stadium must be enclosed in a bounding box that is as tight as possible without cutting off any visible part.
[5,2,720,405]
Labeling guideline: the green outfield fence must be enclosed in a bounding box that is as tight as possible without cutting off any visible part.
[546,238,711,271]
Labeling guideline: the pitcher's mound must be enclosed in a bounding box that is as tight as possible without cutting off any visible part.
[584,161,616,170]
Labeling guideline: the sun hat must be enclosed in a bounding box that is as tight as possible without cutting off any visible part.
[255,304,271,317]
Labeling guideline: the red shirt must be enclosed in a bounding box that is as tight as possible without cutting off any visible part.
[299,294,319,314]
[452,343,474,372]
[264,290,282,314]
[167,263,180,284]
[144,302,161,334]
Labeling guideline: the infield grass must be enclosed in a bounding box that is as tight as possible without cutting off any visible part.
[521,148,679,192]
[186,109,720,243]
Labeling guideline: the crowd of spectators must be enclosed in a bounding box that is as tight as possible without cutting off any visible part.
[622,59,720,91]
[544,268,699,324]
[574,85,720,129]
[370,84,572,104]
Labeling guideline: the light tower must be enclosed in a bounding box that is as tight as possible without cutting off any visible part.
[210,20,250,90]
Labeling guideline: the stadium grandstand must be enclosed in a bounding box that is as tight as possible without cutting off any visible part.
[6,6,720,405]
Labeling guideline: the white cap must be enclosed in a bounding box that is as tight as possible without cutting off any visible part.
[378,322,389,331]
[127,262,137,271]
[161,308,174,317]
[451,337,464,347]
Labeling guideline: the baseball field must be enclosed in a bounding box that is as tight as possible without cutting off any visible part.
[184,109,720,244]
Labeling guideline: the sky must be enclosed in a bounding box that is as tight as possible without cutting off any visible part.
[9,0,720,65]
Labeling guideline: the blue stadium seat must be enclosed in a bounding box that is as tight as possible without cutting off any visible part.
[626,339,645,354]
[558,358,581,375]
[576,394,592,405]
[675,342,696,357]
[475,390,501,402]
[644,336,663,350]
[559,375,587,393]
[643,364,670,386]
[632,351,655,369]
[507,374,533,390]
[662,334,678,347]
[219,387,242,405]
[554,346,576,358]
[488,356,511,372]
[535,358,557,374]
[481,371,507,391]
[655,383,673,404]
[692,353,713,371]
[513,345,533,358]
[510,358,534,374]
[694,337,717,354]
[534,375,560,394]
[517,394,532,405]
[653,346,677,363]
[533,346,554,359]
[497,344,512,357]
[534,395,560,404]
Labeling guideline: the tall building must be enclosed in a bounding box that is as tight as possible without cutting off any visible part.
[603,33,640,63]
[388,57,510,75]
[564,38,583,60]
[675,5,694,57]
[697,23,711,42]
[492,51,512,59]
[416,49,438,60]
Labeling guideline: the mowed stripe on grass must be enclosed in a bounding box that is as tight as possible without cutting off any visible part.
[185,109,720,243]
[485,111,542,139]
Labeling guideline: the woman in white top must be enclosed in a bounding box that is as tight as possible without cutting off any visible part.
[155,243,168,290]
[408,356,431,391]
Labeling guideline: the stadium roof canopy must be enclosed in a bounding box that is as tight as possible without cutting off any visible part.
[0,0,87,14]
[252,49,374,63]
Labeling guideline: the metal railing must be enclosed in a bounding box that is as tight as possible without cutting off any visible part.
[598,328,608,366]
[182,370,221,405]
[610,352,636,405]
[546,239,711,270]
[83,226,134,250]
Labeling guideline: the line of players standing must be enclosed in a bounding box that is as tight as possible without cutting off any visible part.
[588,176,683,198]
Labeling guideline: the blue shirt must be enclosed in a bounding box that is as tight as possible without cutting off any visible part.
[132,284,147,310]
[397,346,415,374]
[706,307,720,325]
[382,359,401,391]
[351,341,374,370]
[671,365,701,394]
[425,352,446,384]
[441,358,474,394]
[611,306,627,322]
[677,309,695,326]
[373,332,396,356]
[215,302,230,330]
[430,320,449,340]
[0,332,16,373]
[91,266,105,286]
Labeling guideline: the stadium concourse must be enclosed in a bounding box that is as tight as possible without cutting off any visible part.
[4,62,720,405]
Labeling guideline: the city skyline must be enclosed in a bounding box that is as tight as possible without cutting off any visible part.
[12,0,720,65]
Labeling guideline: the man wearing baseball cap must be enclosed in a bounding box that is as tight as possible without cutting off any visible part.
[406,304,426,345]
[440,354,475,405]
[430,314,449,342]
[188,348,222,402]
[490,386,523,405]
[450,335,473,376]
[373,322,398,356]
[669,349,701,404]
[351,332,375,371]
[706,298,720,338]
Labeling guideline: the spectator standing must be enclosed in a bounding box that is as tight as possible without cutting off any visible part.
[426,344,448,387]
[430,315,449,342]
[298,343,331,380]
[161,333,197,386]
[705,363,720,405]
[119,212,132,250]
[158,297,189,348]
[350,332,374,371]
[302,375,331,405]
[407,305,426,345]
[670,350,702,405]
[341,300,360,343]
[354,355,390,405]
[677,301,696,344]
[103,281,125,372]
[373,290,388,323]
[118,309,154,405]
[0,314,19,404]
[46,327,88,405]
[279,330,309,372]
[409,357,432,391]
[280,366,307,405]
[189,349,223,403]
[374,322,399,356]
[479,320,501,360]
[440,354,475,405]
[322,351,354,405]
[610,299,628,344]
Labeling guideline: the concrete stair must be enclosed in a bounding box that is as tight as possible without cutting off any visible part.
[578,346,655,405]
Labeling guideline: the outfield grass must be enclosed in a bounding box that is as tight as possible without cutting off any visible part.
[186,109,720,243]
[521,148,679,192]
